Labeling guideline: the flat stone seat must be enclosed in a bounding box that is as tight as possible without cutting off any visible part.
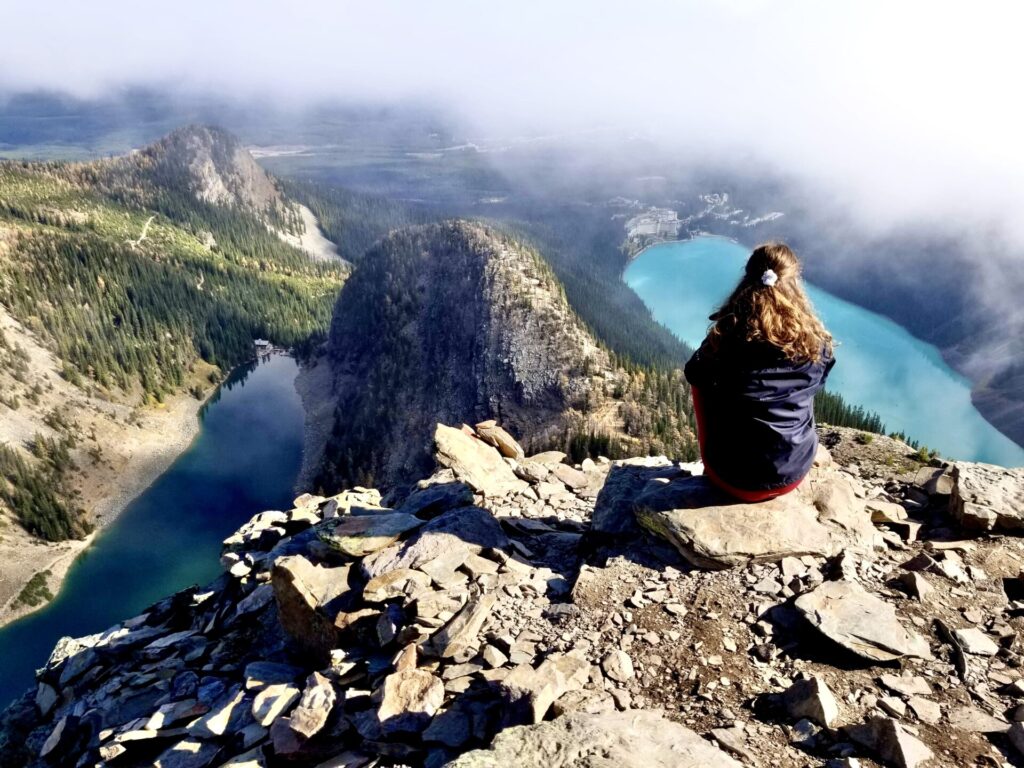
[634,467,880,569]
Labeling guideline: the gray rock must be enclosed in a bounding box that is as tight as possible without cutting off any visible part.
[950,461,1024,530]
[189,685,247,737]
[846,716,933,768]
[423,706,473,747]
[153,738,223,768]
[315,512,424,557]
[636,470,880,569]
[952,626,1000,656]
[879,674,931,697]
[252,683,300,726]
[499,654,591,725]
[434,424,527,497]
[243,661,304,690]
[947,705,1008,733]
[601,650,635,684]
[363,568,432,602]
[897,572,932,601]
[398,483,474,519]
[270,672,337,756]
[527,451,568,468]
[1009,721,1024,757]
[591,459,677,535]
[426,594,496,661]
[551,463,589,490]
[271,556,352,663]
[794,580,932,662]
[906,697,941,725]
[362,506,509,579]
[475,421,525,460]
[377,665,445,734]
[442,710,742,767]
[35,683,58,717]
[781,676,840,727]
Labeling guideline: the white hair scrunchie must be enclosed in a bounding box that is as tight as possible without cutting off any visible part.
[761,269,779,287]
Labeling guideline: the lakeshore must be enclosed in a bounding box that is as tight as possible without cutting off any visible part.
[0,379,212,629]
[0,352,306,706]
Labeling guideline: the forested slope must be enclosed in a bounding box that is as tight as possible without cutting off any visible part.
[0,126,347,543]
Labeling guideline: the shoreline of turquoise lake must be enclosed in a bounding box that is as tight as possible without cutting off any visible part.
[624,236,1024,468]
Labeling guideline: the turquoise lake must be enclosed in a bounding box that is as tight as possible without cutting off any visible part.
[625,237,1024,468]
[0,353,305,708]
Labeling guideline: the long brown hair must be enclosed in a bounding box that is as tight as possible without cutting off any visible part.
[706,242,832,363]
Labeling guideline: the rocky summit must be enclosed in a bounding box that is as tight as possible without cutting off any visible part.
[4,425,1024,767]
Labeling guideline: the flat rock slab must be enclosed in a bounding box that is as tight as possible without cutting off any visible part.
[950,462,1024,531]
[443,709,741,768]
[795,580,933,663]
[316,512,424,557]
[634,469,878,569]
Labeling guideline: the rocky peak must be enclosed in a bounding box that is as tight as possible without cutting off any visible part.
[301,220,693,492]
[142,125,285,215]
[6,423,1024,767]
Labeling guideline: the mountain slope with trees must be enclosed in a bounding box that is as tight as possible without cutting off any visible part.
[0,125,346,567]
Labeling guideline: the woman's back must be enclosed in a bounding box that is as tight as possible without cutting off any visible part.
[683,242,835,499]
[685,337,834,492]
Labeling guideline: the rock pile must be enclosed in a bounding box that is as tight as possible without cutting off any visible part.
[3,423,1024,768]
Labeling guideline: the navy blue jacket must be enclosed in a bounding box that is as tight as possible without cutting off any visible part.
[684,337,835,491]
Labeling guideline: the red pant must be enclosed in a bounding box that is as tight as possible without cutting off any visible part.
[691,386,803,503]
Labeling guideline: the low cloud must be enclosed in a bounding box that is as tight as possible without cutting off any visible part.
[3,1,1024,242]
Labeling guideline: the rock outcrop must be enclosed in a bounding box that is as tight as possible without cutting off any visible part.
[3,424,1024,768]
[949,461,1024,530]
[299,221,695,492]
[635,467,881,569]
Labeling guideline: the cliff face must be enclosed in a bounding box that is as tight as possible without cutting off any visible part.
[301,221,695,492]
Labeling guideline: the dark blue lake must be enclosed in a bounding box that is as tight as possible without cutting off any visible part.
[0,353,305,708]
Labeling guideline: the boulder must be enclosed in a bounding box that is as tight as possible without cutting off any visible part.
[152,739,223,768]
[362,506,509,579]
[397,482,474,519]
[377,663,445,734]
[434,424,527,496]
[270,672,337,756]
[949,461,1024,530]
[426,594,497,661]
[551,463,589,490]
[475,421,525,460]
[601,650,635,684]
[442,709,742,767]
[952,626,999,656]
[527,451,568,468]
[271,556,352,663]
[315,512,424,557]
[846,716,934,768]
[635,469,879,569]
[591,458,677,535]
[499,654,592,725]
[252,683,301,726]
[781,676,840,727]
[794,580,932,662]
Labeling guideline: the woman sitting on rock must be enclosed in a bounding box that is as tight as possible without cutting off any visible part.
[684,242,835,502]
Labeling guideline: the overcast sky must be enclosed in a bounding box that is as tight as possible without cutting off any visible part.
[3,0,1023,239]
